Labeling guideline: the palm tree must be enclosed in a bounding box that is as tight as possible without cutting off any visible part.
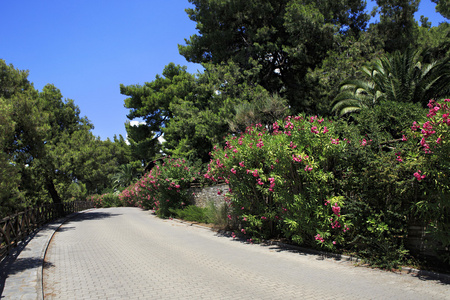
[111,164,137,189]
[332,48,450,116]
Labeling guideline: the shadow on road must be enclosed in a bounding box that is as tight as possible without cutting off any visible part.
[0,209,121,297]
[65,210,122,223]
[0,232,39,296]
[214,229,450,285]
[55,210,122,232]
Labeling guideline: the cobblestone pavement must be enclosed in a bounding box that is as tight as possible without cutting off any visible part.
[42,207,450,300]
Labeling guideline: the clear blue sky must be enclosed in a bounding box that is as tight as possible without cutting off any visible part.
[0,0,447,140]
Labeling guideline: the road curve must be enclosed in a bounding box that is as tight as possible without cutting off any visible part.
[43,207,449,299]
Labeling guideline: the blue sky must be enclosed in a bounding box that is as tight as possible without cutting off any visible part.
[0,0,447,141]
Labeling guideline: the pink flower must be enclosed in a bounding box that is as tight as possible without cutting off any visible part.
[332,241,336,245]
[360,139,367,146]
[402,135,407,141]
[231,168,237,174]
[436,137,442,144]
[330,138,340,145]
[292,154,302,162]
[332,203,341,216]
[239,161,245,167]
[256,141,264,148]
[304,165,313,172]
[323,126,329,133]
[413,170,426,181]
[314,234,325,243]
[252,169,259,177]
[241,228,246,234]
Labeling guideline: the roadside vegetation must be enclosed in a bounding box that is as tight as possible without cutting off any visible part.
[1,0,449,271]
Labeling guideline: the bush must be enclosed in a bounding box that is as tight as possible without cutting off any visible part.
[409,99,450,263]
[86,193,121,208]
[119,157,200,218]
[170,205,209,223]
[207,115,351,247]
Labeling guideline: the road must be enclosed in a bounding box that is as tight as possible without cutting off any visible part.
[43,207,450,299]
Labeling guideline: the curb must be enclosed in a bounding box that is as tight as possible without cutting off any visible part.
[0,208,95,300]
[39,209,95,299]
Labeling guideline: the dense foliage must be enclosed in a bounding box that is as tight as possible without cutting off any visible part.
[0,60,133,217]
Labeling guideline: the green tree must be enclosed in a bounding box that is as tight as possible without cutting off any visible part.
[370,0,420,53]
[179,0,369,112]
[432,0,450,19]
[229,93,289,133]
[417,22,450,60]
[121,63,196,164]
[122,61,271,163]
[0,60,47,214]
[332,48,450,116]
[307,31,385,115]
[162,61,270,162]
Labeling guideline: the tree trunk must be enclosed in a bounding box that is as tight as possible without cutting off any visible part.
[46,177,64,217]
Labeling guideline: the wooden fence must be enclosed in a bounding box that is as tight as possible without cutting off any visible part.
[0,201,94,261]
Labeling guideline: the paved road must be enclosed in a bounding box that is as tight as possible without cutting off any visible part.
[43,207,449,299]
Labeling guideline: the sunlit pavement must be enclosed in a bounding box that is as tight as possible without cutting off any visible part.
[4,207,449,299]
[37,207,449,299]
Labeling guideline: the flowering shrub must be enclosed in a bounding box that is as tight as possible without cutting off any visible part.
[86,193,121,208]
[410,99,450,262]
[207,115,351,249]
[119,157,199,218]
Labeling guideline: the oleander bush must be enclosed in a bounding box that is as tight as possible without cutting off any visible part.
[86,192,121,208]
[119,157,200,218]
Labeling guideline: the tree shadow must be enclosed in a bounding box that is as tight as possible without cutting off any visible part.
[214,230,450,285]
[0,209,121,297]
[64,210,122,223]
[0,232,39,296]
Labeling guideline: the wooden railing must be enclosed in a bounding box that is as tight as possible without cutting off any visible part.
[0,201,94,261]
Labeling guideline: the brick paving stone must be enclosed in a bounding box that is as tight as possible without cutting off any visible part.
[40,207,450,300]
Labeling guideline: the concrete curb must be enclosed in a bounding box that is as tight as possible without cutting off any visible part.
[0,209,94,300]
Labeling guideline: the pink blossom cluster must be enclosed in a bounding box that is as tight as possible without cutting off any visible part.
[315,234,325,243]
[268,177,276,192]
[413,170,426,181]
[332,203,341,217]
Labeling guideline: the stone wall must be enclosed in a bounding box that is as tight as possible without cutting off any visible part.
[189,184,229,208]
